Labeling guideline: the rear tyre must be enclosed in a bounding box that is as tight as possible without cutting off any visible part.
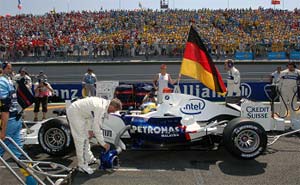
[38,118,73,156]
[223,118,267,160]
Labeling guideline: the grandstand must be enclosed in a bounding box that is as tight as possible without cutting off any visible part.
[1,8,300,61]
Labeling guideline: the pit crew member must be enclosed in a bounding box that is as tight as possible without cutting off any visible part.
[270,66,282,85]
[224,59,241,96]
[0,62,37,185]
[66,97,122,174]
[278,62,300,119]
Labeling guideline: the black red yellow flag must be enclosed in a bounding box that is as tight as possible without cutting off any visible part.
[180,26,227,96]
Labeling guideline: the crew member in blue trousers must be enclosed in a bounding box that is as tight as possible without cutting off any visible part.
[0,61,37,185]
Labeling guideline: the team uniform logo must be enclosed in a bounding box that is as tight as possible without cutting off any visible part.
[130,125,181,137]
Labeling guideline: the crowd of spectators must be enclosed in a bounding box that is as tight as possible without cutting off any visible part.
[1,8,300,61]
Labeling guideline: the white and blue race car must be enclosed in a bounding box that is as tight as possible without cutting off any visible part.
[22,92,288,160]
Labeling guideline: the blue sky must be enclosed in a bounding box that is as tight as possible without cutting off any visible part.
[0,0,298,15]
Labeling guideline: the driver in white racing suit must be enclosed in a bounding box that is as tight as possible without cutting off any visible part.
[224,59,241,96]
[66,97,122,174]
[278,62,300,119]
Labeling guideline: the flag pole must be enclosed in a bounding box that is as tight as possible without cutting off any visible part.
[67,0,70,12]
[52,0,55,13]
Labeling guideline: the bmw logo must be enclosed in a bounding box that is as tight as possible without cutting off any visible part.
[165,95,170,100]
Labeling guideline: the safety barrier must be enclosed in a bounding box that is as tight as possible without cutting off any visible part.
[235,52,254,60]
[290,51,300,60]
[48,82,272,105]
[268,52,287,60]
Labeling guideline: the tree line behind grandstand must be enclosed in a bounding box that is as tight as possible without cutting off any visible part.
[1,8,300,61]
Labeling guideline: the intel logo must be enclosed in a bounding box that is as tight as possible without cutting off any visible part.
[180,99,205,115]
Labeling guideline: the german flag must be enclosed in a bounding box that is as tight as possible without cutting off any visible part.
[180,26,227,96]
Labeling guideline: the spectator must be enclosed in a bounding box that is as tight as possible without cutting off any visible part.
[1,9,300,60]
[33,79,54,121]
[82,68,97,97]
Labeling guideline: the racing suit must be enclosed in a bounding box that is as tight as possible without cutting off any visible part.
[66,97,109,168]
[278,69,300,118]
[226,66,241,96]
[82,72,97,97]
[0,75,23,158]
[271,71,280,85]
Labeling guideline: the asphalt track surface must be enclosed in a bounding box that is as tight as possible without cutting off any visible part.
[0,104,300,185]
[13,61,294,83]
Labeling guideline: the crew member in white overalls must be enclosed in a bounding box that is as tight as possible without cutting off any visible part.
[224,59,241,97]
[270,66,282,85]
[153,64,180,104]
[278,62,300,119]
[66,97,122,174]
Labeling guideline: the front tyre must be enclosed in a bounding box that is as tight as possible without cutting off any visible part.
[223,118,267,160]
[38,118,73,156]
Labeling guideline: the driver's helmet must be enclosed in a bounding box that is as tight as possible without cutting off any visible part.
[141,102,157,114]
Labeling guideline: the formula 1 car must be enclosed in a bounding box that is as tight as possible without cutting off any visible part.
[21,92,294,161]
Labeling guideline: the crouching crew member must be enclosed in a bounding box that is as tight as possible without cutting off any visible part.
[66,97,122,174]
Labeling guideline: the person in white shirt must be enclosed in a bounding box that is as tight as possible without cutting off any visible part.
[14,67,32,91]
[66,97,122,174]
[270,66,282,85]
[82,68,97,97]
[278,62,300,119]
[153,64,180,104]
[224,59,241,97]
